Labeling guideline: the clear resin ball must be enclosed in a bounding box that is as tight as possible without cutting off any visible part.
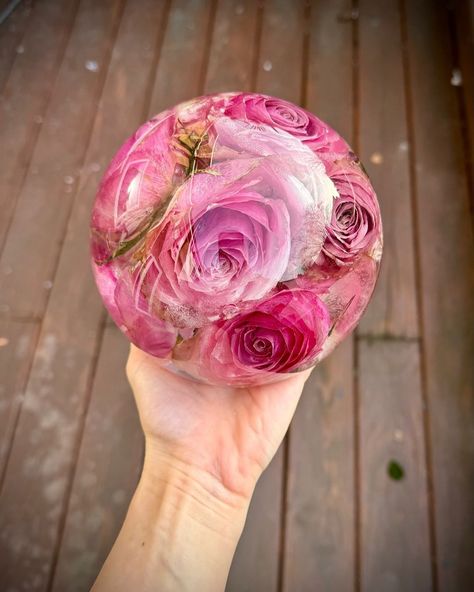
[90,93,382,386]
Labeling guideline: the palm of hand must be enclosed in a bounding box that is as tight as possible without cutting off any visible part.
[126,345,310,499]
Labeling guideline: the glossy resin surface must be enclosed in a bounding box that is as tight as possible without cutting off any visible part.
[91,93,382,385]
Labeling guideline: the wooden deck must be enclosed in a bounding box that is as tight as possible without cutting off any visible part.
[0,1,473,590]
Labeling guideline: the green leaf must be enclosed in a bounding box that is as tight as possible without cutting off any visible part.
[387,460,405,481]
[97,193,173,265]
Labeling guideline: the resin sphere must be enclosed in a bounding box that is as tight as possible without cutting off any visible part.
[90,93,382,386]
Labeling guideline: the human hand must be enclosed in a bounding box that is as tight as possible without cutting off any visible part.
[126,344,311,504]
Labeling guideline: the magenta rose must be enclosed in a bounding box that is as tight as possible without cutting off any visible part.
[224,93,349,157]
[322,163,381,265]
[197,289,330,383]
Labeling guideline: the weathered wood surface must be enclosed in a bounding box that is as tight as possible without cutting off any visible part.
[0,1,473,591]
[359,340,432,592]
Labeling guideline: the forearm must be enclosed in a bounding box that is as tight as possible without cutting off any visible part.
[92,446,250,592]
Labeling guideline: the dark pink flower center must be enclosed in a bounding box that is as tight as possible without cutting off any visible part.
[254,338,270,353]
[212,290,331,375]
[337,203,356,226]
[245,329,274,358]
[275,106,298,122]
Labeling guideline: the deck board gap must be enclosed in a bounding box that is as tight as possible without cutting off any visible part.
[357,333,420,343]
[0,315,42,324]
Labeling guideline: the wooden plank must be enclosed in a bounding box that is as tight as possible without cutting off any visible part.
[0,1,174,589]
[284,1,356,590]
[306,0,353,143]
[0,0,122,320]
[403,0,474,589]
[0,318,39,477]
[356,3,433,589]
[358,0,418,338]
[225,2,307,591]
[357,2,433,588]
[285,340,355,592]
[227,456,283,592]
[359,339,432,591]
[254,0,304,102]
[205,0,260,94]
[148,0,215,115]
[0,0,79,251]
[51,326,143,592]
[0,0,32,91]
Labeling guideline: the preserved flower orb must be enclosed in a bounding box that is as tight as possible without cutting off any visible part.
[90,93,382,386]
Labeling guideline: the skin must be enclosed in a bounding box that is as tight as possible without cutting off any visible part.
[92,344,311,592]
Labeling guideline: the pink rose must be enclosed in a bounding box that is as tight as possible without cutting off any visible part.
[93,263,177,357]
[91,112,180,264]
[322,162,381,265]
[224,93,349,157]
[135,157,330,321]
[198,289,331,383]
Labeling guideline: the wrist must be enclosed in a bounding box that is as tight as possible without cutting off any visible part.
[93,441,249,592]
[139,438,251,542]
[114,441,249,591]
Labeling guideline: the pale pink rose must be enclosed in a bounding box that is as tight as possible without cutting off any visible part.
[201,118,339,277]
[135,156,329,321]
[135,161,292,323]
[198,289,331,383]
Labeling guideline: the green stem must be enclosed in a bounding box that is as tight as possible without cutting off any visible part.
[96,198,170,265]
